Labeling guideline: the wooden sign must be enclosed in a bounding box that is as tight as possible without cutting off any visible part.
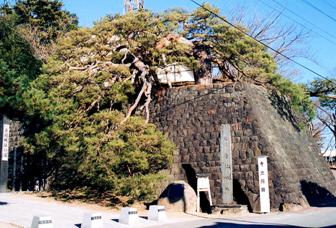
[196,176,212,212]
[258,155,270,213]
[1,117,9,161]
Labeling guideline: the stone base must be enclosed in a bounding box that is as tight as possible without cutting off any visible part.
[212,204,249,215]
[280,203,305,212]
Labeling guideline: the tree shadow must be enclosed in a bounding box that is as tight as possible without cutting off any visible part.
[50,189,123,207]
[200,222,297,227]
[300,180,336,207]
[145,199,158,210]
[268,92,301,132]
[159,183,185,205]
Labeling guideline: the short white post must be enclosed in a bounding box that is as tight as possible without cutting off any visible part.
[119,207,138,225]
[82,213,103,228]
[196,175,212,212]
[148,205,166,221]
[31,216,53,228]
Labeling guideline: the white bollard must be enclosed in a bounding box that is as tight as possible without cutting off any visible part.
[31,216,53,228]
[148,205,166,221]
[119,207,138,225]
[82,213,103,228]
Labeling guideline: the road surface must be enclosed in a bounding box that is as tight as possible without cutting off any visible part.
[0,193,336,227]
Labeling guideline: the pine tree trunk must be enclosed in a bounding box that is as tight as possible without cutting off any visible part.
[193,43,213,85]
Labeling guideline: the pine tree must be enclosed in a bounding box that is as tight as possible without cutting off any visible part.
[1,0,78,61]
[0,13,41,117]
[22,5,315,200]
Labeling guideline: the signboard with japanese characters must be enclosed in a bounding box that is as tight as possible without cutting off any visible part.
[220,124,233,204]
[1,119,9,161]
[258,155,270,213]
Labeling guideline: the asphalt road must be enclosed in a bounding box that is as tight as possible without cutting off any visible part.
[0,193,336,228]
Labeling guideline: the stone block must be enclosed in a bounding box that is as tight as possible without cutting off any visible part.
[158,181,197,213]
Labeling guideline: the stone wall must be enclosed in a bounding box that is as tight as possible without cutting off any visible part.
[150,82,336,211]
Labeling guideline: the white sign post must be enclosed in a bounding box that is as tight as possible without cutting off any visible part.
[220,124,233,205]
[148,205,166,221]
[257,156,270,213]
[31,216,53,228]
[1,119,9,161]
[82,213,103,228]
[196,176,212,212]
[119,207,138,225]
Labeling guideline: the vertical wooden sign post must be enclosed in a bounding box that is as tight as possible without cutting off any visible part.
[258,155,270,213]
[220,124,233,205]
[0,116,9,192]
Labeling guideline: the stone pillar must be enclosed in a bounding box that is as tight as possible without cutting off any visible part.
[220,124,233,205]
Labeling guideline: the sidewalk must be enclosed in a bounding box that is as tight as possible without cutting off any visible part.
[0,222,22,228]
[0,193,202,228]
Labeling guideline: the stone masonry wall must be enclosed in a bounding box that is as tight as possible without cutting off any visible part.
[150,82,336,211]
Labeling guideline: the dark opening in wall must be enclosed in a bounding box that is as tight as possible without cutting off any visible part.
[182,164,197,190]
[233,179,252,212]
[300,180,336,207]
[182,164,212,213]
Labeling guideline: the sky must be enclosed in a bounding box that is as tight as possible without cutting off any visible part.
[59,0,336,84]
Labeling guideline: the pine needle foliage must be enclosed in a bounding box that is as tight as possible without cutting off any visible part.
[23,5,315,200]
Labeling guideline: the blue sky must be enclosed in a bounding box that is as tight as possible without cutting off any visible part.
[60,0,336,84]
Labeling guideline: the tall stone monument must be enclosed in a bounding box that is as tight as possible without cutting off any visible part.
[220,124,233,205]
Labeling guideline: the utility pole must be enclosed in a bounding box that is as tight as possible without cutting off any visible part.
[124,0,144,14]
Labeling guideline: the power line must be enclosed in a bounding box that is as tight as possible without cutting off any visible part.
[271,0,336,42]
[302,0,336,24]
[260,0,336,47]
[189,0,334,84]
[322,1,336,12]
[323,1,336,10]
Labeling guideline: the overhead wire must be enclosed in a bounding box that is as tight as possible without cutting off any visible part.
[322,1,336,12]
[260,0,336,47]
[189,0,335,85]
[302,0,336,24]
[271,0,336,42]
